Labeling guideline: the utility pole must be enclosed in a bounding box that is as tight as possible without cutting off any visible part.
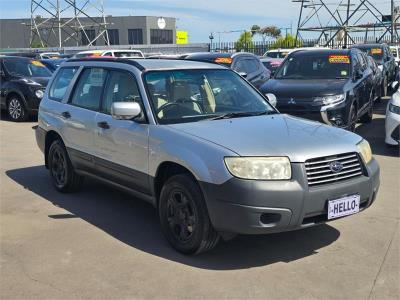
[344,0,351,48]
[391,0,395,44]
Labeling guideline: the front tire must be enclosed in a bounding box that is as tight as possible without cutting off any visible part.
[347,104,357,132]
[48,140,84,193]
[158,174,219,254]
[382,76,388,97]
[7,96,27,122]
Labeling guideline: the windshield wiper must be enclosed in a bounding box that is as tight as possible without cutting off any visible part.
[207,111,276,121]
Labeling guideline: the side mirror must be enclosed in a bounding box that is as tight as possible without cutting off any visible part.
[0,69,5,77]
[238,72,247,78]
[111,102,141,120]
[391,81,399,91]
[265,93,277,107]
[354,69,363,81]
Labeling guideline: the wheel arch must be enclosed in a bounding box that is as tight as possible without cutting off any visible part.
[153,161,198,206]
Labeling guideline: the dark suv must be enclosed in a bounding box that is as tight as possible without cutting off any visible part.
[184,52,270,90]
[261,49,374,131]
[0,56,52,121]
[349,43,397,96]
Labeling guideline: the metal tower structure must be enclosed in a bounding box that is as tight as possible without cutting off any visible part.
[294,0,400,47]
[30,0,110,48]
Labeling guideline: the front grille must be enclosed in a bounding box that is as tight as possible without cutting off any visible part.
[305,152,364,187]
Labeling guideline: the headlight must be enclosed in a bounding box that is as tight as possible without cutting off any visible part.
[35,89,44,99]
[314,94,346,106]
[357,139,372,164]
[224,157,291,180]
[389,103,400,115]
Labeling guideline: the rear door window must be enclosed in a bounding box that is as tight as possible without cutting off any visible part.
[49,67,79,101]
[70,68,107,110]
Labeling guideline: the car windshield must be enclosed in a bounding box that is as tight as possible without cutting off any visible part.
[275,52,351,80]
[357,47,384,63]
[4,59,52,77]
[145,69,275,124]
[265,51,289,59]
[114,51,143,58]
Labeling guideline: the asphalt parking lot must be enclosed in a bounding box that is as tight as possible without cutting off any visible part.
[1,98,399,300]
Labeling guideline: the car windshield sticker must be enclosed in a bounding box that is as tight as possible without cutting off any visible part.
[371,48,382,54]
[329,55,350,64]
[215,57,232,64]
[31,60,45,67]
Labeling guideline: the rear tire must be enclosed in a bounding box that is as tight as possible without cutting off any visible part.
[7,96,28,122]
[158,174,219,254]
[360,94,373,123]
[48,140,84,193]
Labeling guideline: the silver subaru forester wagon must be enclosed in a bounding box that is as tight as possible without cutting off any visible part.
[36,58,380,254]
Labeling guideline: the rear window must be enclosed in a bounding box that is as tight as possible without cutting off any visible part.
[113,51,144,58]
[49,67,79,101]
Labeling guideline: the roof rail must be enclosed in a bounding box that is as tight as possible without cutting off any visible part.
[67,57,145,71]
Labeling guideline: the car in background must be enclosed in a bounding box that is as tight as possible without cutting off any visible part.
[38,52,61,59]
[366,55,383,101]
[36,57,379,254]
[350,43,396,96]
[0,56,52,121]
[40,58,68,72]
[263,48,292,58]
[184,52,270,90]
[390,45,400,65]
[73,49,144,59]
[260,57,284,73]
[385,81,400,146]
[261,49,374,131]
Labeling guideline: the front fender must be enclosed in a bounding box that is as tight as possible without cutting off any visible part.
[148,126,236,185]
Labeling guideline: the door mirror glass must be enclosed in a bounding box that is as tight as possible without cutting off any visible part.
[111,102,141,120]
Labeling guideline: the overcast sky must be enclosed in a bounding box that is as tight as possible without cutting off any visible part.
[0,0,395,42]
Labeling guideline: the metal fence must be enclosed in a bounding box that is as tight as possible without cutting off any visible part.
[209,36,397,56]
[0,43,210,56]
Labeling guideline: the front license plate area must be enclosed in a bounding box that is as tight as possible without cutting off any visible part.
[328,194,360,220]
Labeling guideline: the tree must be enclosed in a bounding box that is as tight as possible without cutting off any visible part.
[251,25,261,37]
[235,31,254,52]
[251,25,281,42]
[270,34,302,49]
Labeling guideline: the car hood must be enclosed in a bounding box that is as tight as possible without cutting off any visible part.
[13,76,50,87]
[262,79,347,99]
[167,114,362,162]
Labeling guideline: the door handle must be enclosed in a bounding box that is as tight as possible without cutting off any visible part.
[97,121,110,129]
[61,111,71,119]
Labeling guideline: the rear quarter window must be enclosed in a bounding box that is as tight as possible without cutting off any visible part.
[49,67,79,101]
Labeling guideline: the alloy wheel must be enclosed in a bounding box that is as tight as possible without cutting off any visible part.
[51,147,67,187]
[8,98,22,120]
[166,189,197,242]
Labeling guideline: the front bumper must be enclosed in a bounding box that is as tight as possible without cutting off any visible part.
[200,159,380,235]
[277,100,349,127]
[385,110,400,145]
